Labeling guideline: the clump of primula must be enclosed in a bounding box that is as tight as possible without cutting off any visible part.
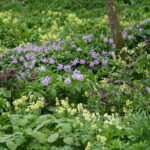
[13,95,45,113]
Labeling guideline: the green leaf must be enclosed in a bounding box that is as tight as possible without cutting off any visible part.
[6,141,17,150]
[47,133,59,143]
[15,137,26,146]
[0,88,11,98]
[63,137,74,145]
[61,123,72,133]
[33,132,47,144]
[50,89,57,99]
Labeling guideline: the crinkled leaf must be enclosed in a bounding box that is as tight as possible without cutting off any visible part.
[6,141,17,150]
[47,133,59,143]
[63,137,74,145]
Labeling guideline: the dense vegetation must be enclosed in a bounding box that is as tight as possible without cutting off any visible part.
[0,0,150,149]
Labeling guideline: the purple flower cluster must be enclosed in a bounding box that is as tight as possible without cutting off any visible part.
[100,34,116,48]
[38,66,46,72]
[64,78,71,84]
[90,50,100,59]
[82,34,93,43]
[72,70,85,81]
[41,76,51,86]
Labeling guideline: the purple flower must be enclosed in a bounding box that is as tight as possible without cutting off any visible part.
[64,65,71,72]
[82,34,93,42]
[72,74,84,81]
[40,58,48,63]
[64,78,71,84]
[29,65,34,70]
[90,51,99,58]
[73,69,80,74]
[104,37,109,43]
[77,48,82,52]
[72,45,77,48]
[10,55,14,59]
[49,58,55,64]
[138,28,143,33]
[41,76,51,86]
[71,59,79,66]
[80,59,86,64]
[100,34,104,39]
[109,39,113,44]
[89,62,95,67]
[20,73,26,79]
[109,51,115,55]
[102,59,108,66]
[88,69,93,72]
[12,59,18,64]
[38,66,46,72]
[112,44,116,49]
[128,35,135,40]
[57,64,64,70]
[19,56,25,62]
[94,60,99,65]
[122,32,128,39]
[102,51,107,55]
[0,55,4,59]
[23,62,29,68]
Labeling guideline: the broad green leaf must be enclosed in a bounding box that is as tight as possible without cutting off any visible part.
[33,132,47,144]
[47,133,59,143]
[62,123,72,133]
[6,141,17,150]
[50,89,57,98]
[15,137,26,146]
[63,137,74,145]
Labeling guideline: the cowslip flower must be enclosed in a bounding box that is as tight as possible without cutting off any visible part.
[64,78,71,85]
[41,76,51,86]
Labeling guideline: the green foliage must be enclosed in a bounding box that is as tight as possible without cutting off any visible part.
[0,0,150,149]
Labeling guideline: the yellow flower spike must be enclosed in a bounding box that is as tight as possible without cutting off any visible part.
[96,135,107,144]
[67,108,71,113]
[21,96,28,101]
[85,142,92,150]
[60,99,69,108]
[29,95,34,100]
[77,103,83,112]
[126,100,132,106]
[90,124,98,130]
[70,108,77,115]
[85,91,90,97]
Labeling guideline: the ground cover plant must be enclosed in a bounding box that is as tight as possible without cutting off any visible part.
[0,0,150,150]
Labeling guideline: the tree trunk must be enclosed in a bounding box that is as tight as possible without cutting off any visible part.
[104,0,123,49]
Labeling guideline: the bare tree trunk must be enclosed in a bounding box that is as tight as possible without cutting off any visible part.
[104,0,123,49]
